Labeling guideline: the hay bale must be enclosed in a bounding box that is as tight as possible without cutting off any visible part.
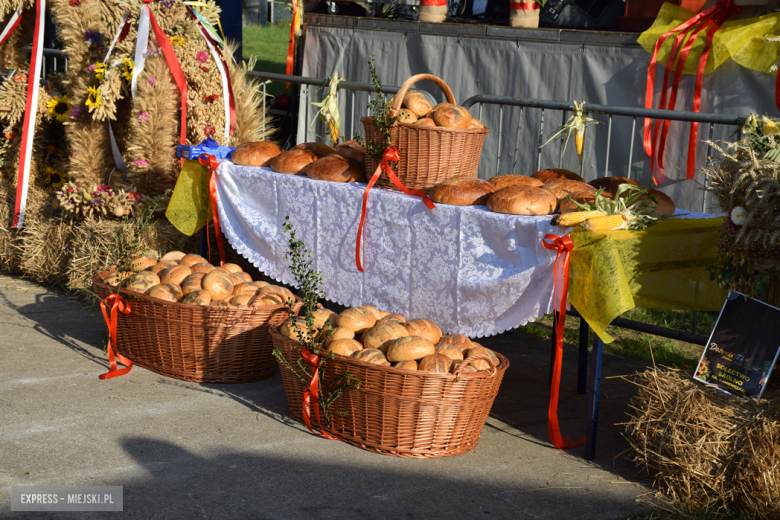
[17,216,74,287]
[625,368,780,518]
[67,216,197,291]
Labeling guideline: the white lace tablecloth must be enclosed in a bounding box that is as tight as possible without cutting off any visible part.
[215,163,718,338]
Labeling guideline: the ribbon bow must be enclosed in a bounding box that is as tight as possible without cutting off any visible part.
[300,348,338,440]
[643,0,737,185]
[198,153,226,266]
[541,234,585,450]
[356,147,436,272]
[99,293,134,380]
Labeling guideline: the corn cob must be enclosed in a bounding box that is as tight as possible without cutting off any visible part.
[551,210,605,227]
[579,214,626,232]
[575,127,585,160]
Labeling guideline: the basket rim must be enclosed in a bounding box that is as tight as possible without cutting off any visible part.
[94,271,301,313]
[360,116,490,134]
[269,324,509,379]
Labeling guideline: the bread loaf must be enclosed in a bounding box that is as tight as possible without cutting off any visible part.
[393,360,418,370]
[487,186,558,215]
[330,147,365,163]
[337,307,376,333]
[352,348,390,366]
[336,140,366,152]
[325,338,363,357]
[125,271,160,294]
[487,175,544,191]
[231,141,283,166]
[182,290,212,306]
[269,149,319,174]
[404,319,442,345]
[146,283,183,302]
[542,180,595,203]
[291,142,336,157]
[362,321,409,352]
[398,109,418,123]
[429,177,494,206]
[301,155,365,183]
[376,313,406,325]
[418,353,451,373]
[180,254,208,267]
[359,305,382,319]
[161,251,185,262]
[532,169,586,184]
[386,336,436,362]
[403,91,433,118]
[434,344,464,367]
[433,106,472,129]
[415,117,436,127]
[437,334,472,353]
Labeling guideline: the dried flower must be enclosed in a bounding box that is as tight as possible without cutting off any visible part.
[72,151,78,158]
[69,0,82,6]
[85,30,102,47]
[170,36,185,47]
[147,76,156,88]
[204,125,216,137]
[196,51,209,63]
[138,112,150,122]
[134,159,150,167]
[85,87,102,110]
[70,106,81,118]
[730,206,747,228]
[46,95,72,123]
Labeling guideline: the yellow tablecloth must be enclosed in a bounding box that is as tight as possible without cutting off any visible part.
[568,217,728,343]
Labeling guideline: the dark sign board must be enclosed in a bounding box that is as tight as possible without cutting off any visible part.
[693,291,780,398]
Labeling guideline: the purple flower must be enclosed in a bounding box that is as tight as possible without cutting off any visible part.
[85,30,102,46]
[88,64,96,72]
[89,198,102,206]
[72,151,78,157]
[138,112,150,122]
[147,76,156,88]
[196,51,209,63]
[134,159,150,167]
[70,106,81,117]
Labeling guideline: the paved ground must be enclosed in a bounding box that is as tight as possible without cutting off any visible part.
[0,274,657,519]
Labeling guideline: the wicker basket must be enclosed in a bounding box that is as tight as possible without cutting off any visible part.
[93,272,301,383]
[271,325,509,458]
[361,74,490,192]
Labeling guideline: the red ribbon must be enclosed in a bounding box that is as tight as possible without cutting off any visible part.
[643,0,736,185]
[509,2,539,9]
[541,234,585,451]
[0,9,25,46]
[99,294,133,380]
[285,0,299,89]
[356,147,435,272]
[144,0,188,150]
[300,347,338,440]
[198,154,226,266]
[421,0,448,6]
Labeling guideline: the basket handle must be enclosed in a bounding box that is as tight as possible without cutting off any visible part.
[388,74,457,119]
[453,353,497,380]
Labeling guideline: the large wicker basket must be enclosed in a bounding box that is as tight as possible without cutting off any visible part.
[93,272,301,383]
[270,325,509,458]
[361,74,490,192]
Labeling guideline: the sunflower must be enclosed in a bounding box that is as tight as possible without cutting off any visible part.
[120,58,134,81]
[93,62,107,82]
[46,95,72,123]
[44,167,67,189]
[86,87,102,110]
[169,36,185,47]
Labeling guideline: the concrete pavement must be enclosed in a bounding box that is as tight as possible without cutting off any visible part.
[0,274,654,519]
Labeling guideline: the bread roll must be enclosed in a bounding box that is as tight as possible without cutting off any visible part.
[231,141,283,167]
[467,118,484,129]
[376,313,406,325]
[542,180,595,203]
[202,270,234,300]
[232,282,259,297]
[190,262,215,274]
[464,346,499,371]
[325,338,363,357]
[301,155,365,183]
[487,186,557,215]
[280,319,309,339]
[628,189,675,217]
[531,169,586,184]
[180,254,208,267]
[222,263,242,273]
[324,327,355,346]
[398,109,418,123]
[161,251,185,262]
[437,334,472,353]
[291,142,336,157]
[312,308,339,330]
[393,360,418,370]
[415,117,436,127]
[130,256,157,271]
[125,271,160,294]
[359,305,382,319]
[104,271,133,287]
[182,290,212,306]
[418,353,452,373]
[431,102,454,112]
[404,319,442,345]
[146,283,183,302]
[386,336,436,362]
[362,321,410,353]
[209,300,230,307]
[335,140,366,153]
[352,348,391,366]
[435,344,464,366]
[337,307,376,333]
[150,260,177,276]
[181,272,206,296]
[588,176,641,194]
[330,147,365,163]
[429,177,494,206]
[433,106,472,129]
[403,91,433,118]
[161,265,192,286]
[487,175,544,191]
[269,149,319,174]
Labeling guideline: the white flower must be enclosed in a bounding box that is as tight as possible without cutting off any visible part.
[730,206,747,226]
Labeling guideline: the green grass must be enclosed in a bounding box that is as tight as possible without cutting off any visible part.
[242,22,293,97]
[517,308,719,369]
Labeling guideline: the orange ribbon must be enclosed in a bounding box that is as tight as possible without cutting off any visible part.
[300,348,338,440]
[643,0,736,185]
[356,147,436,272]
[509,2,539,9]
[198,154,226,267]
[99,294,133,380]
[285,0,300,89]
[542,234,585,450]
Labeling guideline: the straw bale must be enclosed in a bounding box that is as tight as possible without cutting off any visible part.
[624,368,780,518]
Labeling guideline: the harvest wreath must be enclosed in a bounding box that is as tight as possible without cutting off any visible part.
[270,218,509,458]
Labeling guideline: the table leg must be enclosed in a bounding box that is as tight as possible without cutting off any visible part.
[549,311,558,385]
[577,317,589,394]
[585,334,604,460]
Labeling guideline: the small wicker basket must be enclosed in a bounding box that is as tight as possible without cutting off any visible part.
[361,74,490,192]
[93,272,302,383]
[271,325,509,458]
